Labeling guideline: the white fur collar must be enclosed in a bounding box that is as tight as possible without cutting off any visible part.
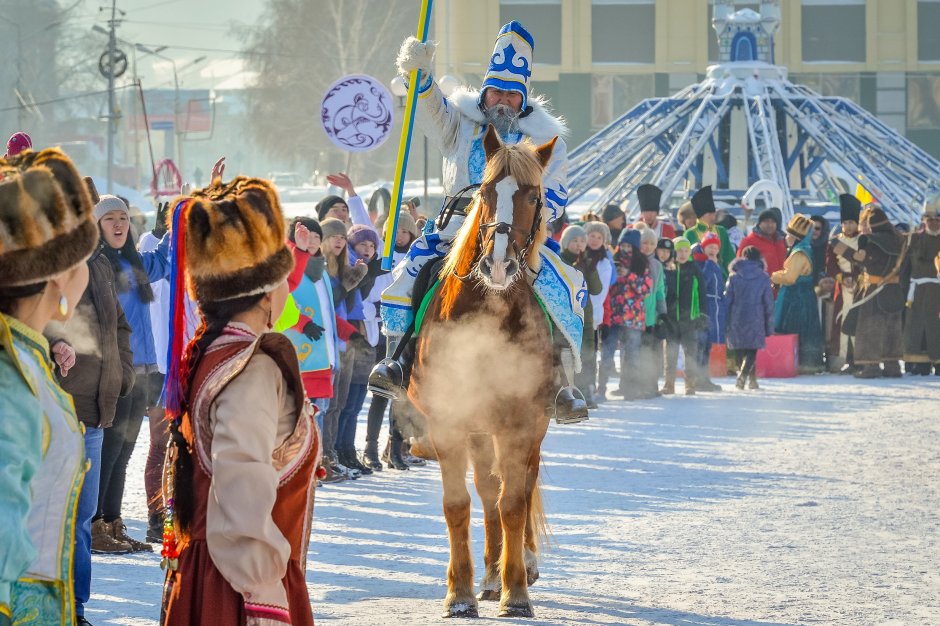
[446,87,569,141]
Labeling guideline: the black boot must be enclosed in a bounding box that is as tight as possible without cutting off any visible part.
[361,441,383,472]
[881,361,902,378]
[555,387,589,424]
[342,448,373,475]
[368,337,416,400]
[146,512,164,543]
[384,439,410,470]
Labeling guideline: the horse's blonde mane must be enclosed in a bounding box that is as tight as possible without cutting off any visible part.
[437,140,549,319]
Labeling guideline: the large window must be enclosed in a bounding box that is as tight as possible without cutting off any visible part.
[908,75,940,129]
[791,73,861,102]
[801,0,866,63]
[591,74,655,129]
[500,0,561,65]
[919,1,940,61]
[592,0,654,64]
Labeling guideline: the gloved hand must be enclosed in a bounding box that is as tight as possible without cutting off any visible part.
[153,201,170,238]
[348,331,371,351]
[396,36,436,78]
[303,321,325,342]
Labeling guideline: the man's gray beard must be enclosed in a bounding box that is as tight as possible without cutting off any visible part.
[483,104,520,135]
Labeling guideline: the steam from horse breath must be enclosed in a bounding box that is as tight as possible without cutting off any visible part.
[415,292,551,429]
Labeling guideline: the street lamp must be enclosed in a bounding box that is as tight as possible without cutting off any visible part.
[136,44,205,179]
[389,76,429,208]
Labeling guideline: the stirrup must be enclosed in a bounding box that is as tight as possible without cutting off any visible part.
[552,386,589,425]
[367,358,406,400]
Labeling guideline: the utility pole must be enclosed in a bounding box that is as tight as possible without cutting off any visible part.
[106,0,117,193]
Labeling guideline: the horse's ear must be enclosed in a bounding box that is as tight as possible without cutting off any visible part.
[535,136,557,168]
[483,124,502,162]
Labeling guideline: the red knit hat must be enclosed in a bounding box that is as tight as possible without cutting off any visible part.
[701,231,721,251]
[5,132,32,157]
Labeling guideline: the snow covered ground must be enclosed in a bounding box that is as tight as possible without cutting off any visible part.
[88,374,940,625]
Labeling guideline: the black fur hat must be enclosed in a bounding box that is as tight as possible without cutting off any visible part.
[839,194,861,223]
[636,184,662,214]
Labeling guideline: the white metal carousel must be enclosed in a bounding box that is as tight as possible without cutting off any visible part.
[567,0,940,225]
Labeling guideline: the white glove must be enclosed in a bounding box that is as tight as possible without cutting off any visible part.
[396,36,436,78]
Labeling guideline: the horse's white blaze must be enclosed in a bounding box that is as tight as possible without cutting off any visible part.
[492,176,518,265]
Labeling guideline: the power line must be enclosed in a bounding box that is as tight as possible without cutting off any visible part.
[0,84,136,113]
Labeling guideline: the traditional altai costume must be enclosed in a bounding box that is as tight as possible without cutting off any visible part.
[682,186,735,277]
[0,149,99,626]
[161,178,320,626]
[848,206,908,378]
[370,21,588,421]
[901,197,940,371]
[824,194,863,372]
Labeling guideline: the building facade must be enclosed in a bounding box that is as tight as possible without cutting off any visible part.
[432,0,940,157]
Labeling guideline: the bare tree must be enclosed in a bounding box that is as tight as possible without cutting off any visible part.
[238,0,417,180]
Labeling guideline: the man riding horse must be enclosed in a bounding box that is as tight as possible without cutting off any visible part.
[369,21,588,422]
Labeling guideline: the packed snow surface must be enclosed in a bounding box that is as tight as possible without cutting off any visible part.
[89,375,940,624]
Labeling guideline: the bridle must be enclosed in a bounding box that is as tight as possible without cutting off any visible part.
[457,172,544,280]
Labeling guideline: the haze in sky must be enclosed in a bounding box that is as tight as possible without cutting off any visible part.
[77,0,266,90]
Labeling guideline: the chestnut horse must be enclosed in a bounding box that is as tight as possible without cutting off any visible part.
[408,125,557,619]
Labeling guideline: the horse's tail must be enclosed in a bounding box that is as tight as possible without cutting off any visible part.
[528,461,551,553]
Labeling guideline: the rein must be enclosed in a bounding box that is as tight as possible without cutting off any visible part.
[456,173,544,281]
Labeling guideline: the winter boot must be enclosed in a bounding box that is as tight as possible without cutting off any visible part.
[385,439,410,471]
[146,512,164,543]
[368,336,413,400]
[853,364,882,379]
[747,374,760,390]
[554,348,589,424]
[684,378,696,396]
[320,463,347,484]
[401,443,427,466]
[881,361,902,378]
[342,448,373,475]
[111,517,153,553]
[361,441,383,472]
[91,519,132,554]
[660,379,675,395]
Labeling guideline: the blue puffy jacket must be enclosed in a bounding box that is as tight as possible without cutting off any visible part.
[115,236,171,367]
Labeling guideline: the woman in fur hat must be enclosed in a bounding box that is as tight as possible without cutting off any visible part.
[161,176,319,626]
[0,148,98,626]
[771,214,824,373]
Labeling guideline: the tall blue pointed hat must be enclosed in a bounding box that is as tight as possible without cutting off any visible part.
[481,21,534,110]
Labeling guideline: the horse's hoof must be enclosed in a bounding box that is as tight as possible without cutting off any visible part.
[498,602,534,618]
[442,602,479,618]
[478,588,501,601]
[526,568,539,586]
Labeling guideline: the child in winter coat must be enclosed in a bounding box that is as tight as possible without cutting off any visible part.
[320,217,369,480]
[693,232,726,391]
[584,222,614,402]
[560,225,604,406]
[608,229,653,399]
[663,238,708,395]
[725,246,775,389]
[637,225,667,398]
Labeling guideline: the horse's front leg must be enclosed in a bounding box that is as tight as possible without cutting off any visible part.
[435,435,478,618]
[496,441,535,618]
[469,435,502,601]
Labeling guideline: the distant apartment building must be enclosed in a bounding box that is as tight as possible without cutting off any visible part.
[432,0,940,157]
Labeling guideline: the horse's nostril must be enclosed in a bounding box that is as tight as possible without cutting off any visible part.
[480,255,493,276]
[505,259,519,276]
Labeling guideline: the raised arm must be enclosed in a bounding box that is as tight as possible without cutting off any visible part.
[397,37,461,154]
